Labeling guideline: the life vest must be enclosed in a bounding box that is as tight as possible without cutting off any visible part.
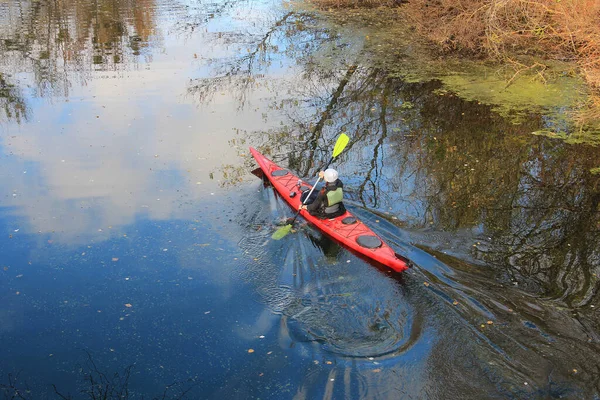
[324,187,343,214]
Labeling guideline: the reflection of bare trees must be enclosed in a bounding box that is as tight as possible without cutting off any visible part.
[0,73,29,123]
[262,64,600,306]
[188,11,295,106]
[185,0,600,306]
[187,10,337,109]
[296,64,357,176]
[2,351,198,399]
[478,144,600,307]
[379,83,600,306]
[173,0,248,36]
[0,371,29,399]
[0,0,158,103]
[293,63,600,306]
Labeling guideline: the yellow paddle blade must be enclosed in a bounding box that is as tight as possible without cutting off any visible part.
[332,133,350,158]
[272,224,293,240]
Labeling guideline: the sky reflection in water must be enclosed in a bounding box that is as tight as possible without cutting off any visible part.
[1,0,600,398]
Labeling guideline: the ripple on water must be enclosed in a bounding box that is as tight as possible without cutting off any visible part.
[237,199,423,359]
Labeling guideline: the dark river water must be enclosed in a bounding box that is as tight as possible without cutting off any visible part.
[1,0,600,399]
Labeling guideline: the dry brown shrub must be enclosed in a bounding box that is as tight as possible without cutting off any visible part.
[551,0,600,87]
[313,0,600,74]
[401,0,489,53]
[311,0,396,9]
[311,0,600,123]
[574,93,600,129]
[403,0,573,56]
[401,0,600,120]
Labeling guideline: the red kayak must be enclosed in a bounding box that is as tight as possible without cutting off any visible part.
[250,147,410,273]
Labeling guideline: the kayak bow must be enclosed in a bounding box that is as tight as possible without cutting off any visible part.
[250,147,410,273]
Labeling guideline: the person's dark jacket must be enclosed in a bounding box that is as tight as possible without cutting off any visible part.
[306,179,346,219]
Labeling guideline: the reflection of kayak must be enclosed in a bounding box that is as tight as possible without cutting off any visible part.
[250,147,410,273]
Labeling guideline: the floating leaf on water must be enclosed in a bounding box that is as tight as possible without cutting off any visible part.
[124,303,132,308]
[112,258,119,262]
[453,300,459,305]
[372,368,382,373]
[423,282,430,287]
[247,349,254,353]
[487,320,494,325]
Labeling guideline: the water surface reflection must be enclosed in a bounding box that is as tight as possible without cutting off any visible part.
[1,0,600,398]
[212,8,600,396]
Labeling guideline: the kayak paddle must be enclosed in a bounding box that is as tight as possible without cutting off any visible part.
[272,133,350,240]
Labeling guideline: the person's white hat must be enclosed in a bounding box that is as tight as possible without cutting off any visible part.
[323,168,338,183]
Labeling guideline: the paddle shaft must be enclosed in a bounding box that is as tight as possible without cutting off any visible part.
[288,156,336,225]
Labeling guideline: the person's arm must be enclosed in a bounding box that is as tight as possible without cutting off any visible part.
[299,171,326,211]
[307,191,325,212]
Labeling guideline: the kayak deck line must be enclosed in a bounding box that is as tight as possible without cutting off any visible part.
[249,147,410,273]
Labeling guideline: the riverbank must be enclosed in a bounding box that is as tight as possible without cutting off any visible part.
[310,0,600,136]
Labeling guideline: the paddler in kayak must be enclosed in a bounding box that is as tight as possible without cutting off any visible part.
[298,168,346,219]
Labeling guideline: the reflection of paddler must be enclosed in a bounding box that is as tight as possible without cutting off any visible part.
[307,231,343,259]
[298,169,346,219]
